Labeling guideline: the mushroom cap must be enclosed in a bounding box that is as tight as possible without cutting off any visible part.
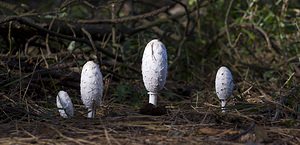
[215,66,234,100]
[142,39,168,93]
[80,61,103,109]
[56,90,74,118]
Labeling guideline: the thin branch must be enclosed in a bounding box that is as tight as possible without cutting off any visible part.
[1,16,123,61]
[77,4,175,24]
[171,0,190,36]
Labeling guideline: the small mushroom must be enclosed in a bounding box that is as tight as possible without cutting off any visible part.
[142,39,168,106]
[56,90,74,118]
[215,66,234,112]
[80,61,103,118]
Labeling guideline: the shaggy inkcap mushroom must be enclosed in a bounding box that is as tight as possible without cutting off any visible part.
[56,90,74,118]
[80,61,103,118]
[142,39,168,106]
[215,66,234,112]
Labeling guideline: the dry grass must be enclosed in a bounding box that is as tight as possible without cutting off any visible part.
[1,93,300,144]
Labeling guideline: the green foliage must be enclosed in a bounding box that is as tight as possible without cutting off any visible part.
[112,82,146,107]
[67,5,92,19]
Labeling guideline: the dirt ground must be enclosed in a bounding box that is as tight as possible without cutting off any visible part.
[1,100,299,145]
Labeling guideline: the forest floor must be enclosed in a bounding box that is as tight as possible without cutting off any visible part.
[1,98,299,145]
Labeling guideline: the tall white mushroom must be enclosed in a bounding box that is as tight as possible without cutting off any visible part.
[215,66,234,112]
[142,39,168,106]
[56,90,74,118]
[80,61,103,118]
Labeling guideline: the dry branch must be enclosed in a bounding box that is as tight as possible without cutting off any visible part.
[77,4,175,24]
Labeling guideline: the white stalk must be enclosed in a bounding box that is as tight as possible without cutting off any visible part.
[87,108,95,118]
[87,100,97,118]
[221,100,227,113]
[148,92,158,106]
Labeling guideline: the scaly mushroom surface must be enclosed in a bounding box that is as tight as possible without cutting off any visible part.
[215,66,234,112]
[142,39,168,106]
[57,90,74,118]
[80,61,103,118]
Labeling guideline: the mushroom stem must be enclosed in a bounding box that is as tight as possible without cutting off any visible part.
[221,100,227,113]
[87,100,96,118]
[87,108,95,118]
[148,92,158,106]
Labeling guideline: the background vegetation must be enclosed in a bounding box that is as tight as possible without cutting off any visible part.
[0,0,300,144]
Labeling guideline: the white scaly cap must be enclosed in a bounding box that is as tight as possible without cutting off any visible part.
[215,66,234,112]
[57,90,74,118]
[80,61,103,118]
[142,39,168,106]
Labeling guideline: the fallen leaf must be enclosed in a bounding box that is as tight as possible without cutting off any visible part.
[198,127,222,135]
